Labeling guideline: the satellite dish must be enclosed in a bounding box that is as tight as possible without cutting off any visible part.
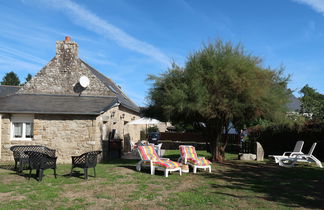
[79,76,90,88]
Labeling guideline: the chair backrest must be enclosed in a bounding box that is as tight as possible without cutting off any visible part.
[179,145,198,159]
[85,151,102,167]
[307,143,317,156]
[156,143,162,150]
[10,145,56,160]
[293,141,304,153]
[138,145,159,160]
[24,151,56,170]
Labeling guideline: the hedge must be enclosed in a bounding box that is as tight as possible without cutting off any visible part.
[249,123,324,161]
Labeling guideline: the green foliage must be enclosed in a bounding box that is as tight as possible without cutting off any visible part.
[146,39,290,161]
[1,71,21,86]
[249,121,324,161]
[147,126,159,133]
[300,85,324,122]
[25,73,32,83]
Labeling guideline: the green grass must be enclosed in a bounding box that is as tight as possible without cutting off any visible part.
[0,151,323,209]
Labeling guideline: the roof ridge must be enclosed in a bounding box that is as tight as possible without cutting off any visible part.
[0,85,21,88]
[15,93,117,98]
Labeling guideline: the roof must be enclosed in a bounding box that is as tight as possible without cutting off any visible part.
[0,94,117,115]
[287,95,301,112]
[0,38,140,115]
[81,60,140,113]
[0,85,20,97]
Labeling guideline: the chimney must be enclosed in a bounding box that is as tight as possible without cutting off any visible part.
[56,36,78,59]
[65,36,71,42]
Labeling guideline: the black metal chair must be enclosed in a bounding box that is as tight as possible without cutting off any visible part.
[70,151,102,179]
[24,151,57,181]
[10,145,56,173]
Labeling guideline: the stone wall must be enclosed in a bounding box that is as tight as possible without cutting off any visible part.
[1,114,14,162]
[97,106,140,151]
[0,114,100,163]
[0,114,2,158]
[18,39,113,96]
[0,106,140,163]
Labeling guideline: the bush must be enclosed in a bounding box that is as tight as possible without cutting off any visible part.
[249,122,324,161]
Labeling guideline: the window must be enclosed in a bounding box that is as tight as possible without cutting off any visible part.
[11,115,34,140]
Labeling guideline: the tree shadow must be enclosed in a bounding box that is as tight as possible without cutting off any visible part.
[203,160,324,209]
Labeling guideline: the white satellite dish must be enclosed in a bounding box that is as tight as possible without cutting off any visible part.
[79,76,90,88]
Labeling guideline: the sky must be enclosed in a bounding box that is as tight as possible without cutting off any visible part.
[1,0,324,106]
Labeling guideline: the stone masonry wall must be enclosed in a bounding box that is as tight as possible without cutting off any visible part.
[97,106,140,151]
[0,107,140,163]
[18,39,114,96]
[0,114,101,163]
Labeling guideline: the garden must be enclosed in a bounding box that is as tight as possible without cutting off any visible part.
[1,150,323,209]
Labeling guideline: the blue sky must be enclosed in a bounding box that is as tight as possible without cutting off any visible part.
[1,0,324,106]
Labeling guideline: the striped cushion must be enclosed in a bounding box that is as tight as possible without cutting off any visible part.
[179,145,211,166]
[187,157,211,166]
[143,160,181,169]
[138,145,159,160]
[179,145,198,159]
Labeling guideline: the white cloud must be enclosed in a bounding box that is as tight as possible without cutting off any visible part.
[0,55,42,76]
[293,0,324,14]
[37,0,170,66]
[0,46,47,65]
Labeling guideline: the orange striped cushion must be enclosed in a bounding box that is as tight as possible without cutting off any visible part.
[187,157,211,166]
[179,145,198,159]
[138,145,159,160]
[143,160,181,169]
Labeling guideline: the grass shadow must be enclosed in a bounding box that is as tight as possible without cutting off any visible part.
[203,160,324,209]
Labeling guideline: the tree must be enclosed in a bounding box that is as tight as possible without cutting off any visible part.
[25,73,32,83]
[299,85,324,122]
[146,40,290,162]
[1,71,21,86]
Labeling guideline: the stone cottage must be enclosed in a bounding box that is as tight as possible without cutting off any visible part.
[0,37,140,163]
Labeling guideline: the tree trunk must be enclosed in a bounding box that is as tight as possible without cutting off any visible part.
[206,118,227,162]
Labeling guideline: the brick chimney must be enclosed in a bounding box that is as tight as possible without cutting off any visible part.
[56,36,78,59]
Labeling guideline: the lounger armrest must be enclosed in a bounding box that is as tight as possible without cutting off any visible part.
[160,158,170,161]
[282,151,292,156]
[289,152,304,157]
[197,156,205,159]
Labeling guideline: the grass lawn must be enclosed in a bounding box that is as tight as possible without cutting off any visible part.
[0,150,323,209]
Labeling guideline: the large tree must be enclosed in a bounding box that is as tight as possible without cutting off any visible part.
[146,40,290,162]
[1,71,21,86]
[300,85,324,122]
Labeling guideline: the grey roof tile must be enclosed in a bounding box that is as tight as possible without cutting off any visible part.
[0,94,117,115]
[287,95,301,112]
[0,85,20,97]
[81,60,140,112]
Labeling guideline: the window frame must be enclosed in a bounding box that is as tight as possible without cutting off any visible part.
[11,115,34,141]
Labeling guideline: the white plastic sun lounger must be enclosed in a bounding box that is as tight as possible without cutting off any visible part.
[278,142,323,168]
[269,141,304,163]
